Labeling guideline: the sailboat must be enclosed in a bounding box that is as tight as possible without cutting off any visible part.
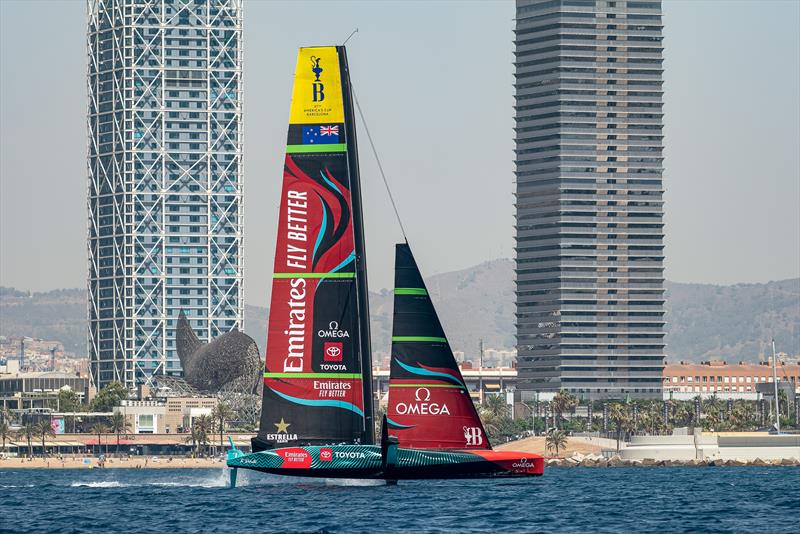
[226,46,543,484]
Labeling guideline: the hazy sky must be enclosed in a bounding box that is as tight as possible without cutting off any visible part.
[1,0,798,307]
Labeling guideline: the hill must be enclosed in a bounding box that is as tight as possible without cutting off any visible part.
[665,278,799,362]
[244,259,514,360]
[2,270,798,362]
[0,287,86,354]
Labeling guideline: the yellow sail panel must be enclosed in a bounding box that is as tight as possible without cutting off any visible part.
[289,47,344,125]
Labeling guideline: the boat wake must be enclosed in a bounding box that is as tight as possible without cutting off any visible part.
[69,469,242,489]
[324,478,386,487]
[152,468,240,487]
[70,481,126,488]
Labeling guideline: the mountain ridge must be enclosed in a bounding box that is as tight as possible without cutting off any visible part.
[1,262,798,363]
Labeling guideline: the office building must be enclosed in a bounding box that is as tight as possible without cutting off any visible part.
[514,0,665,399]
[87,0,243,390]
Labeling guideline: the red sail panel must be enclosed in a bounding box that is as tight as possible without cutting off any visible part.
[387,244,491,450]
[256,46,366,448]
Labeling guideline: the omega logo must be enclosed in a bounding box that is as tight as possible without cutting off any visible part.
[415,387,431,402]
[318,321,350,338]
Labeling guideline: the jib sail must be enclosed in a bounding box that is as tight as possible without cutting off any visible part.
[255,46,373,450]
[387,244,490,450]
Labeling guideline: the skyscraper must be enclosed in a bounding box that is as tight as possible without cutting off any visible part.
[87,0,243,390]
[514,0,665,399]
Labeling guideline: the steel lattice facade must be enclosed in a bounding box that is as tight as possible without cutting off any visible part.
[514,0,665,400]
[87,0,243,391]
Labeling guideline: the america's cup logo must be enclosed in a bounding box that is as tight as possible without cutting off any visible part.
[464,426,483,447]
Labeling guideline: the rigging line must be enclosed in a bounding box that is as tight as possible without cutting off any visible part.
[342,28,358,46]
[352,89,408,241]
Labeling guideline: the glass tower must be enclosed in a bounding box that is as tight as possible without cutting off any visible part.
[514,0,665,400]
[87,0,243,390]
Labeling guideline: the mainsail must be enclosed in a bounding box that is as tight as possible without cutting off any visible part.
[387,244,490,450]
[255,46,373,450]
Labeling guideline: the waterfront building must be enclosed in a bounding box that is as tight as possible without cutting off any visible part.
[0,371,90,411]
[87,0,243,390]
[373,366,519,403]
[663,360,800,400]
[514,0,666,399]
[115,396,216,434]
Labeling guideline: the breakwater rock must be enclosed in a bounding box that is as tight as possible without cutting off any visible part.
[546,453,800,468]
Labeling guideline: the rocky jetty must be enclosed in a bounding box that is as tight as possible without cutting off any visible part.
[545,453,800,468]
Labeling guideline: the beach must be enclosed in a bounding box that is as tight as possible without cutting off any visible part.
[496,435,607,456]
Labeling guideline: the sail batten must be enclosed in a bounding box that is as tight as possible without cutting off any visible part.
[255,46,372,451]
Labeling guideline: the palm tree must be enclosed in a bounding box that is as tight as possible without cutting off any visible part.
[193,415,214,457]
[635,404,651,435]
[672,401,695,427]
[19,423,36,459]
[551,390,578,429]
[545,429,568,457]
[212,402,235,455]
[110,412,132,457]
[478,394,515,445]
[608,403,631,452]
[643,401,667,435]
[34,420,55,458]
[0,419,10,455]
[700,396,723,431]
[481,393,509,419]
[729,400,756,431]
[10,430,22,458]
[184,425,199,457]
[89,423,109,456]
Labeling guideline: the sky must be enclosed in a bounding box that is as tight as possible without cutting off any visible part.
[0,0,798,307]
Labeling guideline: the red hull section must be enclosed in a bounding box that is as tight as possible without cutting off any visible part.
[460,449,545,476]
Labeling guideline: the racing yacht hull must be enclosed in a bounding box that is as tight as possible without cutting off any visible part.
[227,445,544,480]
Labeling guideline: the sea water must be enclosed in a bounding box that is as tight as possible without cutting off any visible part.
[0,467,797,533]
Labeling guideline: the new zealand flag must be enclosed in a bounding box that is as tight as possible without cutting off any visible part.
[302,125,340,144]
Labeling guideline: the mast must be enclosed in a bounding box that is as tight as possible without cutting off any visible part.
[771,339,780,433]
[338,46,374,444]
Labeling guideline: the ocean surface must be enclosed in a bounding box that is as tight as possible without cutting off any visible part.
[0,467,797,533]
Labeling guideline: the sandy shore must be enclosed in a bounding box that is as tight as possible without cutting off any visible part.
[496,435,604,456]
[0,457,226,469]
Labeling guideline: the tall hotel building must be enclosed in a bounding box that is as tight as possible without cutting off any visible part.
[87,0,243,390]
[514,0,665,399]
